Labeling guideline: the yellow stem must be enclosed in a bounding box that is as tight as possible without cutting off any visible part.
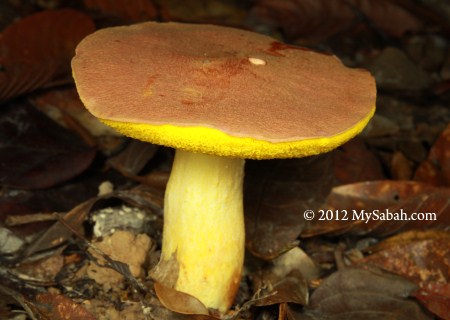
[161,149,245,313]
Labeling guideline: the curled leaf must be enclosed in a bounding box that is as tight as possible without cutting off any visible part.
[154,282,210,316]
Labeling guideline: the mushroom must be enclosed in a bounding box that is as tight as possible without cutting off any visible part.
[71,22,376,313]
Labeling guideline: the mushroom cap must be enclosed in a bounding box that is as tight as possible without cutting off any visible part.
[72,22,376,159]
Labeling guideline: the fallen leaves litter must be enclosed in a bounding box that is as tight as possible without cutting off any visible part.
[248,0,423,43]
[0,1,449,319]
[22,186,163,258]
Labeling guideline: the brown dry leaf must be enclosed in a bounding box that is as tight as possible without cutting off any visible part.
[414,282,450,320]
[367,47,432,92]
[298,268,431,320]
[22,197,97,258]
[32,87,119,140]
[154,282,211,317]
[302,181,450,238]
[248,247,312,308]
[13,254,64,284]
[245,155,333,260]
[34,293,96,320]
[138,170,170,190]
[0,102,96,190]
[414,123,450,186]
[361,231,450,319]
[250,248,312,307]
[108,140,159,177]
[252,269,308,307]
[368,229,450,252]
[361,230,450,286]
[156,0,247,27]
[0,168,126,231]
[391,151,413,180]
[272,247,319,282]
[333,137,385,185]
[355,0,425,37]
[248,0,423,43]
[0,9,95,102]
[83,0,157,23]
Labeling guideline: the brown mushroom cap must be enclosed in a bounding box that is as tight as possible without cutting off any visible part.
[72,22,376,158]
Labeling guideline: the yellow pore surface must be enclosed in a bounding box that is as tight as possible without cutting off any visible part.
[100,105,375,160]
[162,150,245,312]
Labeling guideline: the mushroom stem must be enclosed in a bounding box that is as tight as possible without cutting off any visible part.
[161,149,245,312]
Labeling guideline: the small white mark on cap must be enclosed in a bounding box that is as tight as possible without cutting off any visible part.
[248,57,266,65]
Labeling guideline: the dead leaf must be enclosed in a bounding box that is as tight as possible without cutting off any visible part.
[32,88,106,145]
[414,282,450,320]
[367,47,432,92]
[13,254,64,284]
[391,151,413,180]
[245,155,333,260]
[138,170,170,190]
[252,269,308,307]
[0,102,96,189]
[333,137,385,185]
[0,9,95,102]
[83,0,157,23]
[303,181,450,237]
[271,247,319,282]
[414,123,450,186]
[300,268,431,320]
[368,229,450,253]
[156,0,246,27]
[35,293,96,320]
[0,168,126,222]
[361,230,450,286]
[108,140,159,177]
[154,282,210,316]
[248,249,312,309]
[150,253,180,288]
